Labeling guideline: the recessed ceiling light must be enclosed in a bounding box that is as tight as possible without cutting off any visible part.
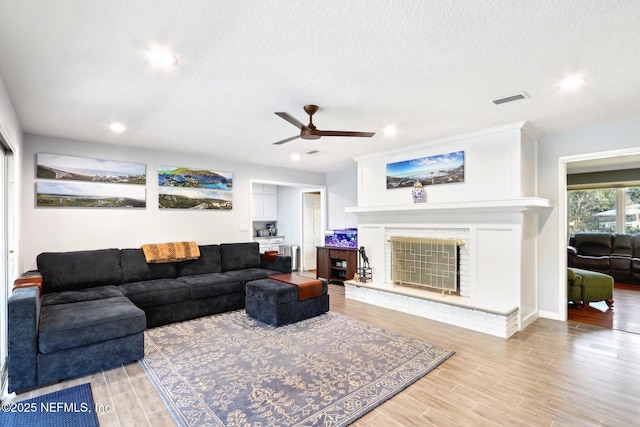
[109,122,126,133]
[148,47,177,67]
[560,75,586,91]
[291,153,301,161]
[383,126,397,136]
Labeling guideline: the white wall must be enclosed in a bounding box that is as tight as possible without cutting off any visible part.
[20,133,325,271]
[355,122,537,207]
[0,79,21,153]
[326,166,358,230]
[537,117,640,319]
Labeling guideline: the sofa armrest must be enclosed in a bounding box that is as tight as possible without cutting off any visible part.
[13,270,43,296]
[8,287,40,393]
[567,246,578,267]
[567,268,583,286]
[260,254,292,273]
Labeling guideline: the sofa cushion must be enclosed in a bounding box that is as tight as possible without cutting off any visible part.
[612,233,634,256]
[610,255,631,270]
[177,273,243,299]
[573,255,610,273]
[37,249,123,294]
[220,242,261,272]
[41,285,124,307]
[177,245,222,277]
[633,236,640,258]
[121,249,177,283]
[224,268,282,284]
[118,279,190,308]
[573,233,613,256]
[38,296,145,354]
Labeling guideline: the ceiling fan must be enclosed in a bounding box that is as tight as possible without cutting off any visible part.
[273,104,375,145]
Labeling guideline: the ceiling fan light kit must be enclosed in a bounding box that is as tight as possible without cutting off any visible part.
[273,104,375,145]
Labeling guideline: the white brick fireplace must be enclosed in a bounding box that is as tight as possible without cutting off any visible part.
[344,122,550,338]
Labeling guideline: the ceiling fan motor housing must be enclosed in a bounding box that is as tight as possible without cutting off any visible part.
[301,128,321,140]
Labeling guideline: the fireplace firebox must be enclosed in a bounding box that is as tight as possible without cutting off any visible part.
[390,237,462,293]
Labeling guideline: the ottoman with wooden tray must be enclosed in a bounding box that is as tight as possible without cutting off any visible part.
[245,273,329,326]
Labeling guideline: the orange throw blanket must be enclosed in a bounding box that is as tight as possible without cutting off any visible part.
[141,241,200,263]
[268,273,323,301]
[264,251,279,263]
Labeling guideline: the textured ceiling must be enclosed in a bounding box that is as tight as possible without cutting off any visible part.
[1,0,639,172]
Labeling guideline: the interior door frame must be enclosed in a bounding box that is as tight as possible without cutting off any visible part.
[560,147,640,321]
[300,189,326,271]
[248,179,326,271]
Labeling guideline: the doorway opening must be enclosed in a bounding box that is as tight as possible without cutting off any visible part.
[301,190,323,273]
[249,180,325,273]
[564,151,640,333]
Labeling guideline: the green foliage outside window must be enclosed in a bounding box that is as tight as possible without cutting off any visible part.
[568,187,640,235]
[568,189,615,234]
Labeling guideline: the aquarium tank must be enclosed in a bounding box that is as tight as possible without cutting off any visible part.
[324,229,358,248]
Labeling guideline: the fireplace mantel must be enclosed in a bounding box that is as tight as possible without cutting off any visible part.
[344,197,551,337]
[346,197,551,216]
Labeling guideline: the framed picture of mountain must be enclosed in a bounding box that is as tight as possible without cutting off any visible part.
[158,165,233,210]
[386,151,465,189]
[36,153,146,184]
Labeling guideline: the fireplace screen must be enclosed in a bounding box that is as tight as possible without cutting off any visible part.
[391,237,460,292]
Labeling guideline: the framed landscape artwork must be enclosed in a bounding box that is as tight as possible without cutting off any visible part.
[36,153,146,184]
[158,165,233,210]
[36,154,146,208]
[386,151,465,189]
[36,181,146,208]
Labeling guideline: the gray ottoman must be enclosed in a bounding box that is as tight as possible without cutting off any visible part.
[245,278,329,326]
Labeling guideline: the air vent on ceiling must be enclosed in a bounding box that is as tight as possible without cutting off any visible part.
[306,150,319,155]
[490,92,530,105]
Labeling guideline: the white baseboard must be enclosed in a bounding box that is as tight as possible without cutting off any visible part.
[538,310,564,321]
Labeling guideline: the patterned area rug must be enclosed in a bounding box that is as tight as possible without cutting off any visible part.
[140,310,454,427]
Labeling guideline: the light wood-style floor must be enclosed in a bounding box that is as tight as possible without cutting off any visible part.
[8,284,640,426]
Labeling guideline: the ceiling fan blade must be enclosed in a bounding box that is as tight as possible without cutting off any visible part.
[272,135,300,145]
[319,130,375,138]
[275,112,309,130]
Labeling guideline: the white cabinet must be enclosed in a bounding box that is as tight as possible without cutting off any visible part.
[254,238,270,253]
[268,237,284,252]
[254,237,284,253]
[252,183,277,221]
[262,195,277,221]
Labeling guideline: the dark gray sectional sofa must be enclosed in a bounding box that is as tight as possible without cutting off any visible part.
[8,242,291,393]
